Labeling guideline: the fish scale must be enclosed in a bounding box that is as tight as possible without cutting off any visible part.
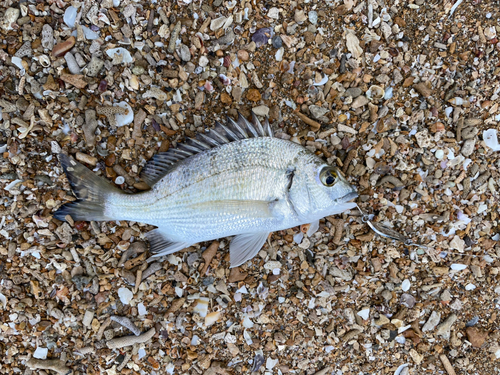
[54,113,358,267]
[108,138,300,239]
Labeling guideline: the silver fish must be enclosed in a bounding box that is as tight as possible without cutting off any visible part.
[55,113,358,267]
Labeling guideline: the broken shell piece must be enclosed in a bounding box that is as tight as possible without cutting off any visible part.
[143,87,168,101]
[313,74,328,86]
[63,6,77,28]
[80,25,99,40]
[205,311,221,326]
[193,297,209,317]
[106,47,133,64]
[483,129,500,151]
[41,24,54,50]
[366,85,385,101]
[97,105,127,127]
[38,55,50,68]
[242,315,254,328]
[0,8,20,32]
[114,102,134,127]
[118,287,133,305]
[448,97,466,106]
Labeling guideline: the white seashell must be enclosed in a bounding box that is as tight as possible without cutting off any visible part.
[266,358,279,370]
[0,292,7,308]
[118,287,133,305]
[243,329,253,345]
[114,101,134,127]
[11,56,24,70]
[138,348,146,359]
[401,279,411,292]
[226,1,237,10]
[313,74,328,86]
[137,303,147,315]
[205,311,221,326]
[242,316,254,328]
[4,179,23,193]
[193,297,209,317]
[33,347,48,360]
[395,336,406,344]
[81,25,100,40]
[483,129,500,151]
[38,55,51,68]
[275,47,284,61]
[450,264,467,271]
[394,364,409,375]
[366,85,385,100]
[191,335,199,345]
[63,6,78,28]
[357,308,370,320]
[175,286,184,297]
[210,16,227,31]
[448,97,465,105]
[384,87,393,99]
[106,48,133,64]
[465,283,476,290]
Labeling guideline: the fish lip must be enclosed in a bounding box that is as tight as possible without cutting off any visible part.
[341,191,358,202]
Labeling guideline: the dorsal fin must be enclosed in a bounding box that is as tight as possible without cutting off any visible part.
[140,111,274,186]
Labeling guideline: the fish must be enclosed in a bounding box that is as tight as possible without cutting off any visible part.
[54,112,358,267]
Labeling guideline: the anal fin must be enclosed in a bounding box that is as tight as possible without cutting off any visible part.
[229,232,270,268]
[306,220,320,237]
[146,229,191,259]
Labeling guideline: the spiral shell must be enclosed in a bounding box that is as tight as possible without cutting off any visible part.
[38,54,51,68]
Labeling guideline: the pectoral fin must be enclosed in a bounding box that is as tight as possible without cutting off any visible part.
[229,232,270,268]
[190,200,275,219]
[306,220,320,237]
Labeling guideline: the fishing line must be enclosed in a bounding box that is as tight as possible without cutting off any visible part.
[353,203,484,258]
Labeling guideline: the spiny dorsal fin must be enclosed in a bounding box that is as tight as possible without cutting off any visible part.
[140,111,274,186]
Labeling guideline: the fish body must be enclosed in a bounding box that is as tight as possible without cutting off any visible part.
[55,113,357,267]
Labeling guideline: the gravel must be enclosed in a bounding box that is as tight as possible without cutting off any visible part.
[1,1,500,374]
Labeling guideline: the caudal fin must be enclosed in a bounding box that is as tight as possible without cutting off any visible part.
[54,153,124,222]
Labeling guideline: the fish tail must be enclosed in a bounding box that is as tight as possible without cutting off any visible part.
[54,153,124,222]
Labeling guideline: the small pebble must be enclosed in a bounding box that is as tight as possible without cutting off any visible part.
[118,287,134,305]
[178,44,191,62]
[271,35,283,49]
[422,311,441,332]
[308,11,318,25]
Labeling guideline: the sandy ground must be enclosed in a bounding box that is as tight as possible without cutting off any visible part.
[1,0,500,374]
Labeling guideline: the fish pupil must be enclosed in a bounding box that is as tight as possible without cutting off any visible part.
[326,175,335,185]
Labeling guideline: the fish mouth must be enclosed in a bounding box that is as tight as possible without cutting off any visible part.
[341,191,358,203]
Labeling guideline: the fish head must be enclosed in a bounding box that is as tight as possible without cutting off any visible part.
[289,156,358,220]
[315,164,358,205]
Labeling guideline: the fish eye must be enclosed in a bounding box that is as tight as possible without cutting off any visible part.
[319,166,337,187]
